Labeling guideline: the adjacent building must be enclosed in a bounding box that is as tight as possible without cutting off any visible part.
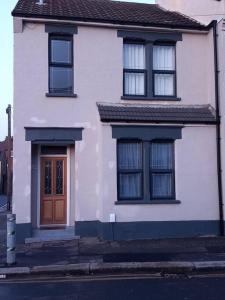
[0,137,13,197]
[157,0,225,238]
[156,0,225,24]
[12,0,221,242]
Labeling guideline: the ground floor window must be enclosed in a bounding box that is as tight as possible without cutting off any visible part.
[117,140,175,201]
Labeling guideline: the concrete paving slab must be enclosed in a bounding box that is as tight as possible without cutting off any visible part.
[25,236,80,244]
[0,267,30,275]
[31,263,90,275]
[89,261,195,275]
[194,261,225,271]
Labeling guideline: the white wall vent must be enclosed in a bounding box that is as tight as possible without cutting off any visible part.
[110,213,116,223]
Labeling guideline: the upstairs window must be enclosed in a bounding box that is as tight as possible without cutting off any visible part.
[122,41,177,100]
[49,36,73,95]
[153,45,176,97]
[123,43,146,96]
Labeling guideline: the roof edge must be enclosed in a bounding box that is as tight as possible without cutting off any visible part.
[11,12,208,31]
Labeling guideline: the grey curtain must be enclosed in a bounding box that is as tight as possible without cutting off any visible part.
[151,143,173,198]
[118,142,142,198]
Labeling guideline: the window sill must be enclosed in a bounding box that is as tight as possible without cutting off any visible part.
[115,200,181,205]
[121,96,181,101]
[46,93,77,98]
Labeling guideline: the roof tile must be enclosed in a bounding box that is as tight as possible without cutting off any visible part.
[12,0,206,30]
[97,103,217,124]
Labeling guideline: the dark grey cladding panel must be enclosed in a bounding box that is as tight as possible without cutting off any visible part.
[45,24,78,34]
[75,220,220,240]
[16,223,32,243]
[25,127,83,142]
[75,221,100,237]
[112,125,182,140]
[32,140,75,145]
[117,30,182,42]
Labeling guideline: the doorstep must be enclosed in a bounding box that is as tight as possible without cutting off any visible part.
[25,227,80,244]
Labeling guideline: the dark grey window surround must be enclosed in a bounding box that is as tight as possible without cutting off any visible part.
[25,127,83,143]
[112,125,182,204]
[45,24,78,35]
[112,125,182,140]
[45,24,78,98]
[117,31,183,42]
[118,30,182,101]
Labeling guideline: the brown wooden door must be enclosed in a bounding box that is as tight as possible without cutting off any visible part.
[40,157,67,225]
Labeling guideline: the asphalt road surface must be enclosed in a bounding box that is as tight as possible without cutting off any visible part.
[0,274,225,300]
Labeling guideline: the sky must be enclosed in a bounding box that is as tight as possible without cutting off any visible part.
[0,0,155,141]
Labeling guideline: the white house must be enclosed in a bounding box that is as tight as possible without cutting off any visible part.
[12,0,221,242]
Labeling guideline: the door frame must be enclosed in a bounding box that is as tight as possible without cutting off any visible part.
[37,145,71,228]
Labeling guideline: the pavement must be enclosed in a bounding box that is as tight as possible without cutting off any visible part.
[2,237,225,277]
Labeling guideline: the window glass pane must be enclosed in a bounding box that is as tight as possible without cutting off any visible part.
[153,46,175,71]
[51,39,72,64]
[41,146,67,155]
[124,44,145,69]
[151,143,173,170]
[154,73,174,96]
[119,173,142,198]
[50,67,73,93]
[152,173,173,198]
[56,160,64,195]
[118,142,142,169]
[124,72,145,95]
[44,161,52,195]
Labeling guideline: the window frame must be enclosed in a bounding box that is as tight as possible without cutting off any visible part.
[48,34,74,95]
[117,139,176,202]
[117,139,144,201]
[123,41,147,97]
[122,40,178,100]
[152,43,177,98]
[149,140,176,200]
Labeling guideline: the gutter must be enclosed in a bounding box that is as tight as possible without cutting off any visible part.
[14,16,210,35]
[11,13,208,32]
[210,20,224,236]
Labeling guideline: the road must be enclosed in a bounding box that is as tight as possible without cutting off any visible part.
[0,274,225,300]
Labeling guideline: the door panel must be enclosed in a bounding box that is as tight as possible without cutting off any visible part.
[40,157,67,225]
[42,200,53,223]
[54,199,66,223]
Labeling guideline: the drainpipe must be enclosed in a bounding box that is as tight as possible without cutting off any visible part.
[6,104,12,212]
[210,20,224,236]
